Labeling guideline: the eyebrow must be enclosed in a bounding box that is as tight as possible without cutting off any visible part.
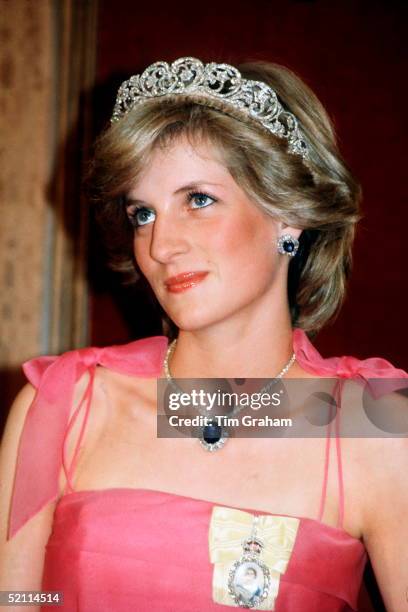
[125,181,223,207]
[173,181,222,195]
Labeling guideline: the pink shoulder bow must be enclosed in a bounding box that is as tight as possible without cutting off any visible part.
[293,328,408,397]
[8,336,168,540]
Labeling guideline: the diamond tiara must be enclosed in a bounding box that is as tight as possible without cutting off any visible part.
[111,57,310,161]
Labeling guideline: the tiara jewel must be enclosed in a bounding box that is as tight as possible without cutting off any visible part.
[111,57,309,161]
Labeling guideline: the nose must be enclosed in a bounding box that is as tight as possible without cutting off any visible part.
[149,214,190,263]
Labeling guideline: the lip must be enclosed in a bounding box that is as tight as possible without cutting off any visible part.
[164,271,208,293]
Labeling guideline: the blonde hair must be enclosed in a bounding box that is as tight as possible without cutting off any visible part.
[88,61,362,336]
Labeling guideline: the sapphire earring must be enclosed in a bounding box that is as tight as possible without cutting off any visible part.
[277,234,299,257]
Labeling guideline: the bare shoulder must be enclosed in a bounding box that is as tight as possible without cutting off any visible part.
[340,380,407,482]
[306,378,407,541]
[358,435,408,528]
[350,395,408,611]
[0,383,56,589]
[1,383,37,485]
[340,382,408,531]
[1,382,36,433]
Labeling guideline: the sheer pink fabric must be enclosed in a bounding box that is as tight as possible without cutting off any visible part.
[7,329,408,610]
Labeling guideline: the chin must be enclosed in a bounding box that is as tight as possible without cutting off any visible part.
[164,304,223,332]
[169,305,250,333]
[167,313,213,332]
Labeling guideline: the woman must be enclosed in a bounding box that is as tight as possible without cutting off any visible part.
[1,57,407,611]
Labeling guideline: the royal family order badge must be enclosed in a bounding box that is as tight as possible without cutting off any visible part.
[228,530,271,608]
[209,506,299,610]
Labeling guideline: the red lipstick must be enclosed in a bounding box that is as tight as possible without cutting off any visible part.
[164,271,208,293]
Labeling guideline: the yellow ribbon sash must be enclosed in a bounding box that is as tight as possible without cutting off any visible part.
[209,506,300,609]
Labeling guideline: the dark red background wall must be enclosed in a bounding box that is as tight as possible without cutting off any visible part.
[91,0,408,371]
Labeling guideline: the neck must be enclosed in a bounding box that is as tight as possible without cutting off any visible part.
[167,299,295,379]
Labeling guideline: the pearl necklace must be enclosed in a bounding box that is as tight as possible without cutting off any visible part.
[163,339,296,451]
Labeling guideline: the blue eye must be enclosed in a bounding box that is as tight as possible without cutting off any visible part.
[128,207,155,228]
[188,191,216,209]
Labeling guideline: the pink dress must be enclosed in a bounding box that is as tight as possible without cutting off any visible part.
[7,329,408,611]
